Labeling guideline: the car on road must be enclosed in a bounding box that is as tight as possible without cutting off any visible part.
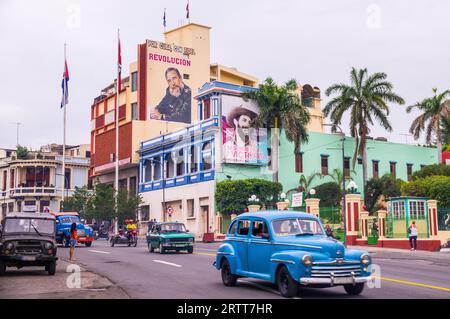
[0,212,58,276]
[213,211,372,298]
[147,222,195,254]
[53,212,94,247]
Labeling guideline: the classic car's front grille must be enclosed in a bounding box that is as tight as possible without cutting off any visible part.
[168,238,188,243]
[311,263,361,278]
[77,230,85,236]
[16,240,43,255]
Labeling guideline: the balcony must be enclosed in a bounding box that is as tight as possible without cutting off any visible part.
[9,187,74,198]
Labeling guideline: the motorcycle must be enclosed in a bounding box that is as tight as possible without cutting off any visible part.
[109,228,138,247]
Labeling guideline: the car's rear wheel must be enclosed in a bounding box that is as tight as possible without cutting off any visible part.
[85,242,92,247]
[344,283,365,295]
[47,261,56,276]
[159,243,165,254]
[277,266,298,298]
[221,259,238,287]
[0,261,6,276]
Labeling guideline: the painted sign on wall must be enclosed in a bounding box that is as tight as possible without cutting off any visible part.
[221,95,268,165]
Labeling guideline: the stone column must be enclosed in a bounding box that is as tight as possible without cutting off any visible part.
[377,210,387,239]
[360,211,369,240]
[345,193,362,245]
[427,200,438,238]
[305,198,320,218]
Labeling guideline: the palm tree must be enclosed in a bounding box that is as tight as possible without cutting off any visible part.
[243,78,310,182]
[328,168,356,191]
[407,89,450,163]
[324,68,405,188]
[286,172,322,197]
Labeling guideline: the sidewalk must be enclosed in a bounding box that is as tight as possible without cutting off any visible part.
[349,245,450,262]
[0,259,129,299]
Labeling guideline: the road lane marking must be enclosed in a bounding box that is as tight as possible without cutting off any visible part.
[194,252,216,257]
[153,260,182,268]
[194,248,218,252]
[377,276,450,293]
[88,250,111,255]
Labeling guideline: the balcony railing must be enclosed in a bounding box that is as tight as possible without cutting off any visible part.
[9,187,75,198]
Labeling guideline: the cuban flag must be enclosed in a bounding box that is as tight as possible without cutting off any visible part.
[60,60,69,109]
[118,33,122,91]
[186,1,189,19]
[163,8,167,28]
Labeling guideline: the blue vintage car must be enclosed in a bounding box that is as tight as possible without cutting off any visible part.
[213,211,372,298]
[53,213,94,247]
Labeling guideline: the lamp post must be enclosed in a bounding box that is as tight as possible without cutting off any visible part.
[55,173,69,210]
[309,188,316,198]
[348,180,358,194]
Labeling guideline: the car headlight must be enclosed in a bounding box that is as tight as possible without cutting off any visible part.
[44,242,53,250]
[5,242,14,251]
[302,255,312,266]
[361,254,371,265]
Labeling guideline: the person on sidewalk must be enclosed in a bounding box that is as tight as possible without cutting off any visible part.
[408,221,418,251]
[69,222,77,261]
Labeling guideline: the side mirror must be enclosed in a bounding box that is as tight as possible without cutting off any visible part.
[186,229,189,233]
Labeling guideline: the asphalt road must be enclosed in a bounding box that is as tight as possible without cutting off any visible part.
[54,239,450,299]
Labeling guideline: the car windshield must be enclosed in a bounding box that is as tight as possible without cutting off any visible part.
[160,223,186,233]
[60,216,80,224]
[4,218,55,235]
[272,218,324,236]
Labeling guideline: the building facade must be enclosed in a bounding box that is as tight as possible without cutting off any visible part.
[139,81,439,238]
[90,23,258,196]
[0,145,90,221]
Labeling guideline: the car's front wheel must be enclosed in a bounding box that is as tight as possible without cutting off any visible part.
[85,242,92,247]
[277,266,298,298]
[0,261,6,276]
[187,247,193,254]
[47,261,56,276]
[159,242,165,254]
[221,259,238,287]
[344,283,365,296]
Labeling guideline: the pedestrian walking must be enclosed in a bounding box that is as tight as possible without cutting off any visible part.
[408,221,418,251]
[69,222,77,261]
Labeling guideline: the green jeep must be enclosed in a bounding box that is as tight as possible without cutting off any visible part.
[146,222,195,254]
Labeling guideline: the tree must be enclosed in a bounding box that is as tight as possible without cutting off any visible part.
[407,88,450,163]
[441,115,450,146]
[401,176,450,207]
[116,188,143,222]
[315,182,342,207]
[287,172,322,196]
[327,168,356,192]
[61,186,93,219]
[324,68,405,190]
[412,164,450,180]
[16,145,28,160]
[90,182,115,222]
[365,174,403,213]
[243,78,310,182]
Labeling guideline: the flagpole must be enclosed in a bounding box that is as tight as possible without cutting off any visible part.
[61,43,67,209]
[115,29,120,233]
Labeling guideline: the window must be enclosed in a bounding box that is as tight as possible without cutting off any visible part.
[187,199,194,218]
[202,142,212,171]
[10,169,15,189]
[144,161,152,182]
[392,201,405,219]
[176,149,185,176]
[251,220,269,238]
[2,170,6,191]
[295,153,303,173]
[203,99,211,120]
[357,157,363,165]
[140,205,150,221]
[130,176,137,195]
[190,145,198,174]
[228,220,238,235]
[407,164,413,181]
[237,220,251,236]
[390,162,397,178]
[344,157,350,179]
[131,72,138,92]
[8,202,14,213]
[64,168,71,189]
[321,155,329,175]
[17,201,22,212]
[409,200,425,220]
[131,103,138,120]
[372,161,379,179]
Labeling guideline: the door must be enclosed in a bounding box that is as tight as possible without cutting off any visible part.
[234,219,251,273]
[201,205,210,234]
[248,219,272,277]
[149,225,161,248]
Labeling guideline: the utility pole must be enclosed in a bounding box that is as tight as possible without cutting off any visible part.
[15,122,22,146]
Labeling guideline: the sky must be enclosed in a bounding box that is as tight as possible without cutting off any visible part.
[0,0,449,150]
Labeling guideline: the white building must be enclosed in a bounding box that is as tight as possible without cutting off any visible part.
[0,144,91,220]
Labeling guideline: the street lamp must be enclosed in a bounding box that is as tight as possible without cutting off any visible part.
[309,188,316,198]
[348,180,358,194]
[55,173,69,209]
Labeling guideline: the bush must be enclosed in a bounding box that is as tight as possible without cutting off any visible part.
[413,164,450,180]
[315,182,341,207]
[402,176,450,207]
[215,179,282,215]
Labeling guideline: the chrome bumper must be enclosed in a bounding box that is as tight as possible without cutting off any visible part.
[300,275,372,286]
